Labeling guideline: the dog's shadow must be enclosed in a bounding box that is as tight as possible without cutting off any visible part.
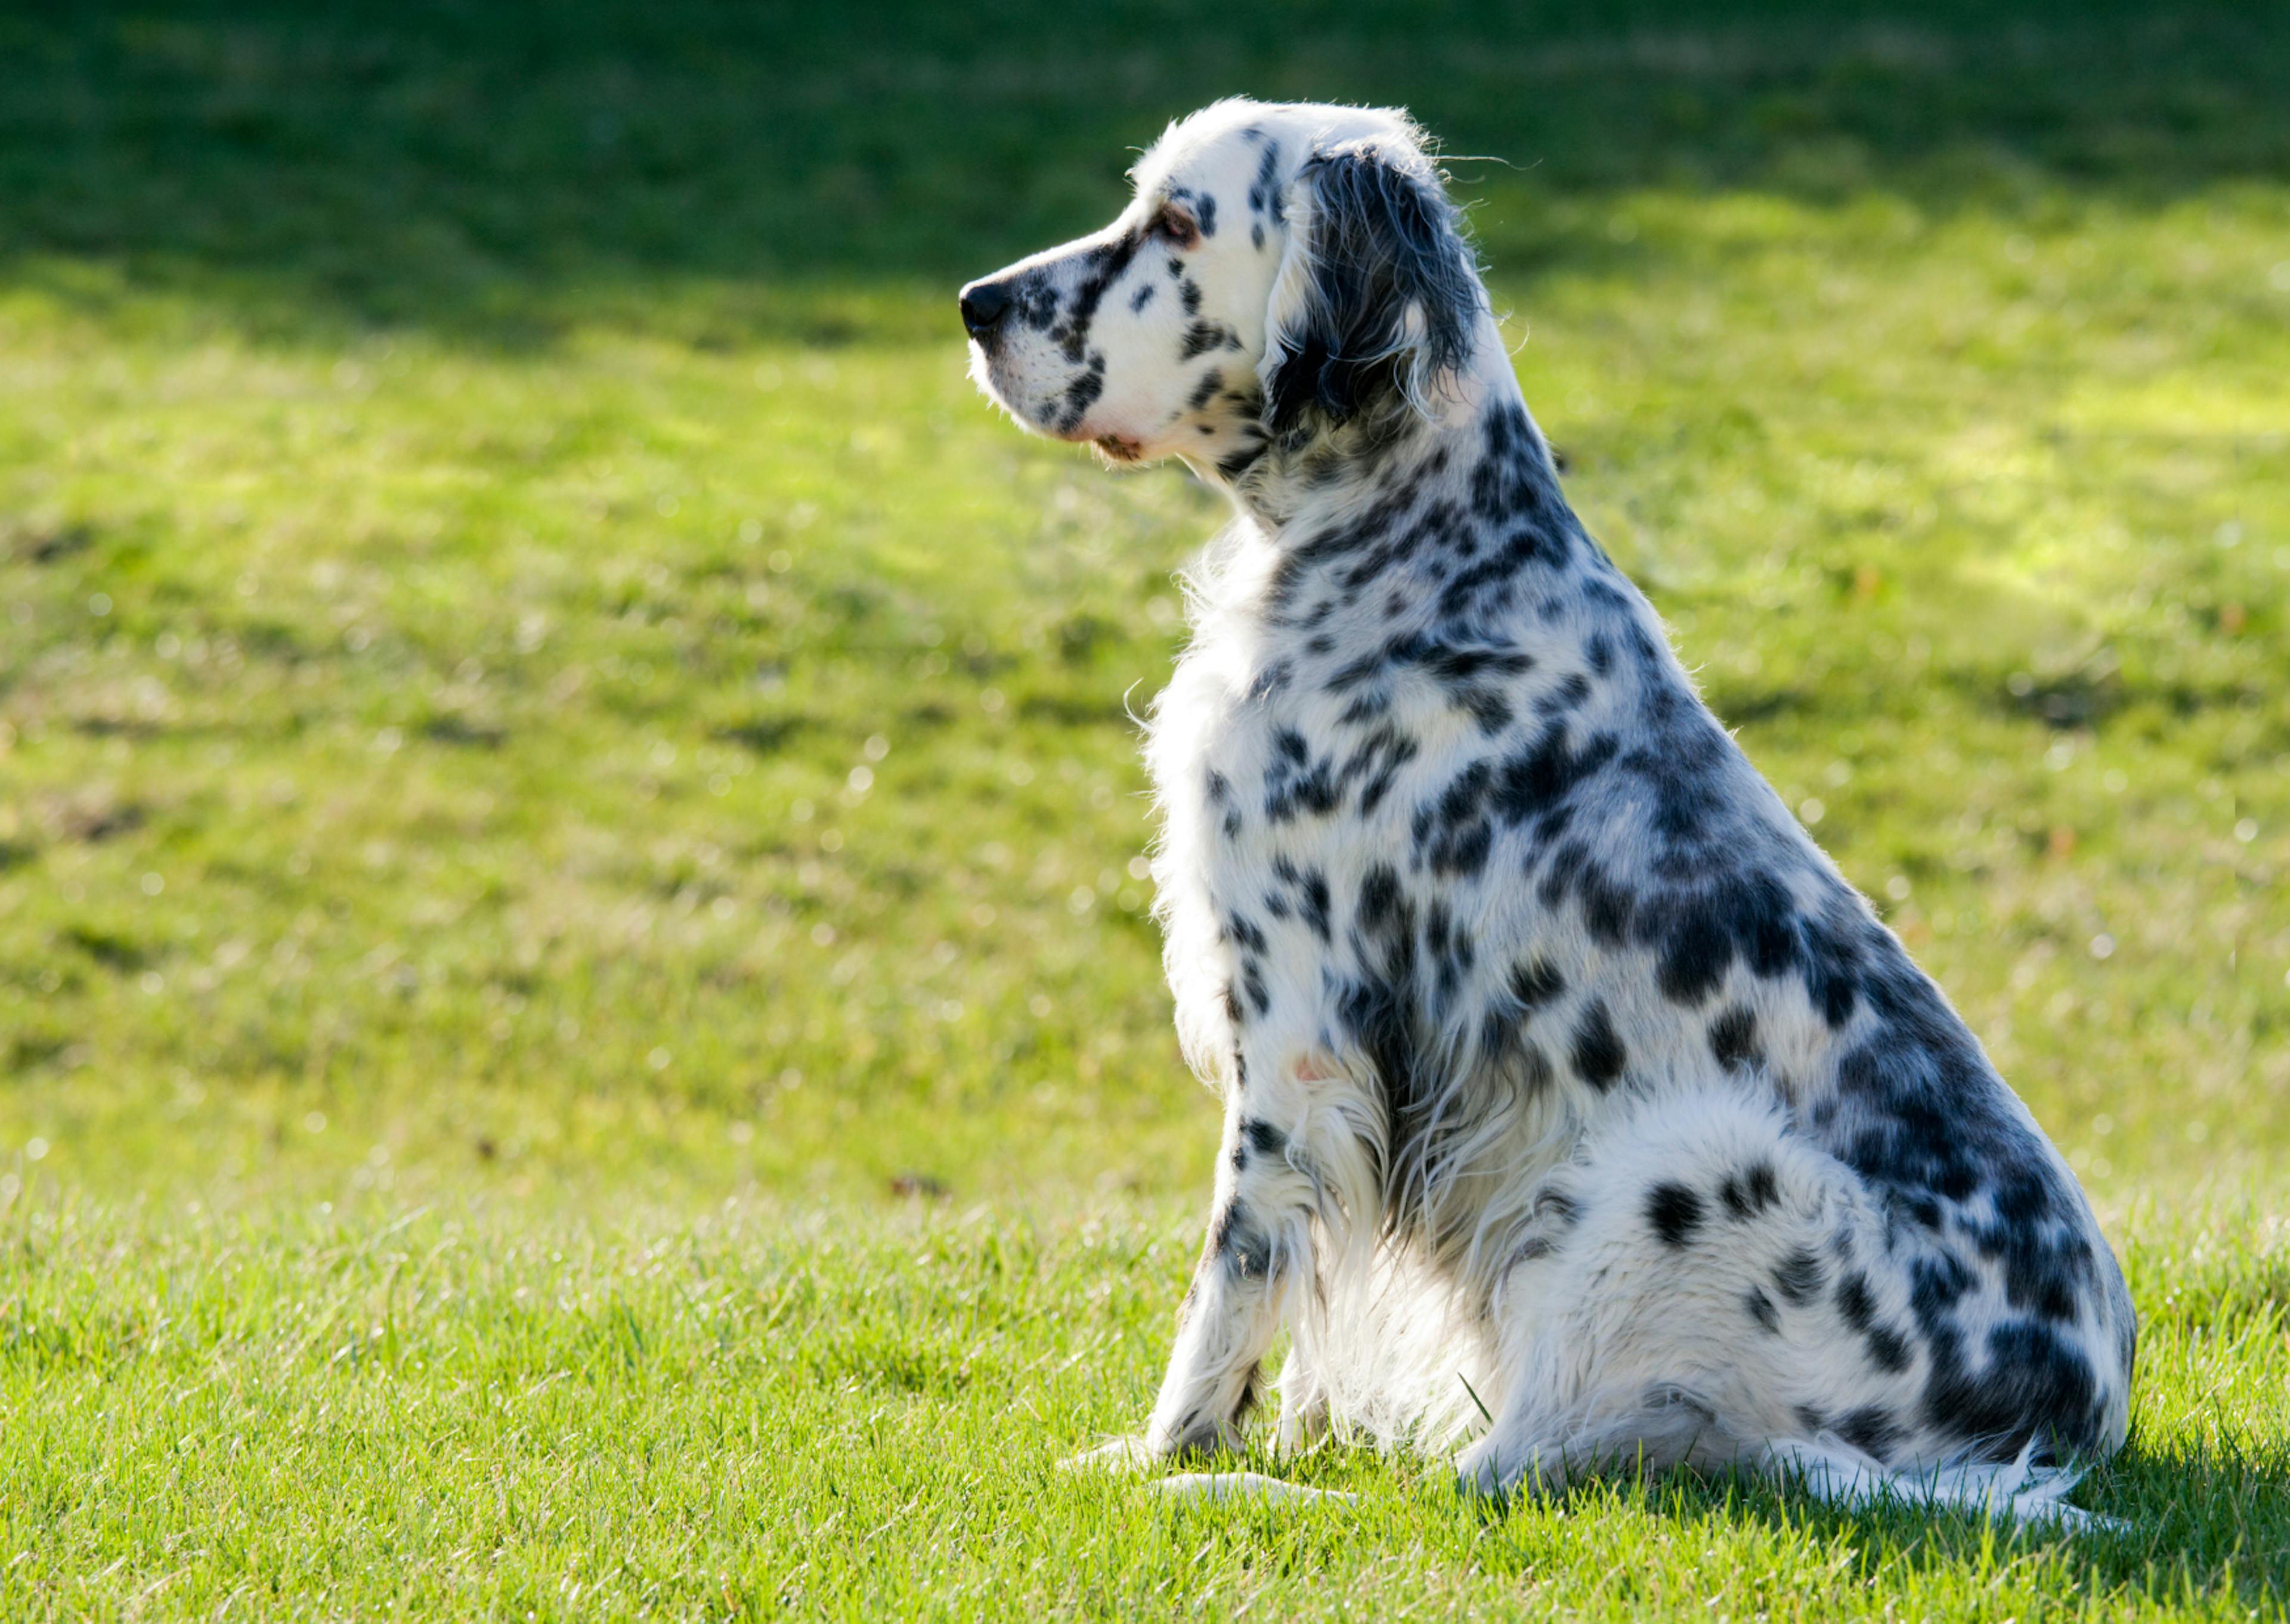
[1210,1431,2290,1611]
[1527,1437,2290,1613]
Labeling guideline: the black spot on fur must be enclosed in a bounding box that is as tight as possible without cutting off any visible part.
[1423,897,1476,1009]
[1908,1254,1974,1338]
[1535,671,1592,717]
[1464,402,1559,530]
[1647,1182,1703,1247]
[1180,321,1238,362]
[1836,1271,1877,1331]
[1349,723,1422,818]
[1494,721,1620,830]
[1248,138,1285,221]
[1651,900,1732,1004]
[1212,1200,1273,1279]
[1455,687,1512,733]
[1244,659,1294,704]
[1745,1287,1781,1334]
[1340,862,1435,1216]
[1577,863,1638,948]
[1709,1005,1763,1072]
[1921,1316,2106,1462]
[1327,631,1529,746]
[1568,999,1626,1090]
[1774,1247,1823,1306]
[1261,764,1328,824]
[1829,949,2103,1335]
[1129,283,1156,314]
[1270,857,1334,944]
[1435,524,1573,619]
[1301,873,1333,941]
[1799,906,1865,1028]
[1187,368,1224,412]
[1011,271,1058,333]
[1509,956,1566,1012]
[1054,354,1106,434]
[1835,1270,1916,1372]
[1719,1160,1779,1220]
[1242,1118,1288,1159]
[1411,759,1495,878]
[1836,1406,1904,1461]
[1050,229,1144,363]
[1867,1325,1914,1374]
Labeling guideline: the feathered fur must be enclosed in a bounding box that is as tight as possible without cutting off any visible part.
[963,98,2134,1525]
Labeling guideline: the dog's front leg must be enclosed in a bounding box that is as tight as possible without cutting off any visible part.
[1138,1097,1322,1458]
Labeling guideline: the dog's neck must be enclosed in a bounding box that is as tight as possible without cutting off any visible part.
[1203,331,1562,542]
[1178,326,1666,676]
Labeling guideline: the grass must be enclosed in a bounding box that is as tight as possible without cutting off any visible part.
[2,1196,2289,1617]
[0,0,2286,1614]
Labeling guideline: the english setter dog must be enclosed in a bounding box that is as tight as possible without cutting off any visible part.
[960,99,2133,1518]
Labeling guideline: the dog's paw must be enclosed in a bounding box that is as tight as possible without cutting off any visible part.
[1060,1435,1162,1474]
[1154,1471,1357,1506]
[1452,1436,1511,1502]
[1273,1396,1330,1458]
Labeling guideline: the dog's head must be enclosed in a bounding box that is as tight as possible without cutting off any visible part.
[960,99,1484,472]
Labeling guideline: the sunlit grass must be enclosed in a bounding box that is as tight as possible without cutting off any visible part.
[5,182,2282,1204]
[0,1191,2286,1617]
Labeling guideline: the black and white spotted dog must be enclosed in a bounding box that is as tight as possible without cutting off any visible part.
[960,99,2134,1516]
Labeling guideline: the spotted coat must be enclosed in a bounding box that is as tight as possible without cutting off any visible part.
[961,98,2134,1502]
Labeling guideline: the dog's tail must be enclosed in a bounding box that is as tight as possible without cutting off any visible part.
[1496,1393,2114,1529]
[1491,1394,2115,1529]
[1129,1437,2110,1527]
[1756,1434,2115,1530]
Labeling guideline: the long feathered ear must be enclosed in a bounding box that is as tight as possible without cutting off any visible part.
[1260,129,1481,439]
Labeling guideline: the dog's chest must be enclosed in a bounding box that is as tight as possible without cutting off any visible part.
[1159,598,1530,949]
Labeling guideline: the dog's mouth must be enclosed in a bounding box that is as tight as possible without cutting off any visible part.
[1092,433,1144,463]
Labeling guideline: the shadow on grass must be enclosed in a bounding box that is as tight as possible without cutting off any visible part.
[2,0,2286,348]
[1168,1428,2290,1610]
[1754,1436,2290,1613]
[1465,1435,2290,1612]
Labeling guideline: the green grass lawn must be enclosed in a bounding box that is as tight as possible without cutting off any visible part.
[1,0,2287,1614]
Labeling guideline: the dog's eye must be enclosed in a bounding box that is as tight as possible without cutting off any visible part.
[1152,204,1201,251]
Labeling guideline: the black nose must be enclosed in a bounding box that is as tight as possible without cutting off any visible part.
[959,278,1012,340]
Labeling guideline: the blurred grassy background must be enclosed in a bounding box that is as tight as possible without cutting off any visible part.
[1,0,2286,1213]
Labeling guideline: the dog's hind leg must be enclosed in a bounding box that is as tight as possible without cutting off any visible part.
[1455,1083,1923,1497]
